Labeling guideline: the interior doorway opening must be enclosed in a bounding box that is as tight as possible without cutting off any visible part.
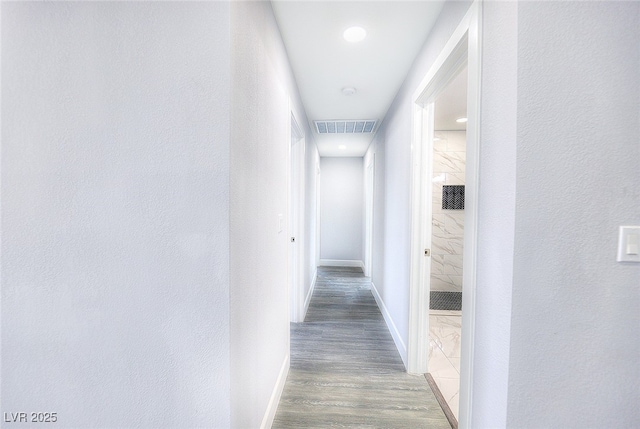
[426,65,467,425]
[289,114,305,323]
[364,155,375,278]
[407,2,481,428]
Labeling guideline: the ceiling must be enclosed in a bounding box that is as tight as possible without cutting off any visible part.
[434,66,468,131]
[271,1,446,157]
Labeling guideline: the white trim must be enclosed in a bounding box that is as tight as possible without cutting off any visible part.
[259,353,290,429]
[319,259,364,270]
[412,3,476,102]
[289,110,306,324]
[364,156,375,278]
[290,111,304,141]
[370,282,407,368]
[458,3,482,427]
[407,103,434,375]
[294,134,305,322]
[287,103,294,323]
[301,269,317,321]
[315,159,321,269]
[408,1,482,427]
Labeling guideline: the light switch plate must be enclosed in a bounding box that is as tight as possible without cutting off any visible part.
[617,226,640,262]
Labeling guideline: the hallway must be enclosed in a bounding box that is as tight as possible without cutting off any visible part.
[273,267,450,428]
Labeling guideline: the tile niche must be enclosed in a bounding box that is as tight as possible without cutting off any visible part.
[431,130,465,293]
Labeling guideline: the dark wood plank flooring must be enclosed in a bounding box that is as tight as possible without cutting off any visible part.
[272,267,450,428]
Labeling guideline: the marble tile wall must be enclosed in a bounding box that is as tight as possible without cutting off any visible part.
[431,131,465,292]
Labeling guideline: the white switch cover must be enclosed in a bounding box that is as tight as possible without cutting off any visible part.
[617,226,640,262]
[278,214,284,233]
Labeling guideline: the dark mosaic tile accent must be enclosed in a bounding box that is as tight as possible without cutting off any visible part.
[430,291,462,311]
[442,185,465,210]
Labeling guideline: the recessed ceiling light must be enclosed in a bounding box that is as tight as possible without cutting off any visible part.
[343,26,366,43]
[456,117,468,123]
[339,145,347,150]
[342,87,357,96]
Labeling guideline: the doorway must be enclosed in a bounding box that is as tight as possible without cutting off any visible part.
[289,114,305,323]
[364,155,375,278]
[427,66,467,425]
[407,2,481,428]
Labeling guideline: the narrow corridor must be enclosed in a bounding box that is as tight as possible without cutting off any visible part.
[272,267,450,428]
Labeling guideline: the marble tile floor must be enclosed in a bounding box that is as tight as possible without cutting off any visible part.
[428,310,462,422]
[273,267,450,428]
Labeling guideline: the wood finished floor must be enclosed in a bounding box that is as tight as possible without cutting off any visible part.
[272,267,450,428]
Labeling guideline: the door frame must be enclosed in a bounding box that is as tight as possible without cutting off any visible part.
[315,160,321,269]
[407,1,482,427]
[288,112,305,323]
[364,155,375,277]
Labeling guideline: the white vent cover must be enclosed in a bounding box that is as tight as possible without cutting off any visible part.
[315,120,377,134]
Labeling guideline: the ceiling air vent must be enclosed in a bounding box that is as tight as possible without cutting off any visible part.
[315,120,377,134]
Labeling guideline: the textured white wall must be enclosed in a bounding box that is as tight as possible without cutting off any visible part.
[372,1,639,427]
[229,2,317,427]
[507,2,640,427]
[2,2,231,427]
[320,157,364,263]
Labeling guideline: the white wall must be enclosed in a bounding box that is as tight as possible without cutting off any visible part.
[2,2,320,428]
[507,2,640,427]
[319,157,364,264]
[230,2,317,427]
[2,3,231,427]
[370,0,640,427]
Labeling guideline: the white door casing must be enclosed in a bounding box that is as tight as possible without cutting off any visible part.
[289,112,305,323]
[364,156,375,277]
[407,2,482,427]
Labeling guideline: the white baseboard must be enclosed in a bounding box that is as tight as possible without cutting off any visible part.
[302,269,317,321]
[370,281,408,369]
[260,353,289,429]
[319,259,365,271]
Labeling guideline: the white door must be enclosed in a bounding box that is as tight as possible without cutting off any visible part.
[364,157,375,277]
[289,119,304,323]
